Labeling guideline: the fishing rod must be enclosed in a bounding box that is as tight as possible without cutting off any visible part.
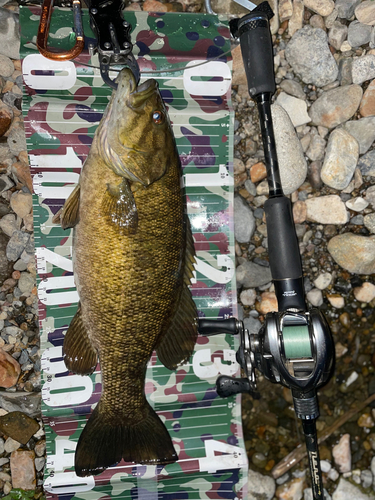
[197,3,334,499]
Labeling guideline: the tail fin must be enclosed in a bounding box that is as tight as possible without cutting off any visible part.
[75,401,178,477]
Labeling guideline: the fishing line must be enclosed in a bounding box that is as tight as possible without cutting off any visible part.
[29,42,236,74]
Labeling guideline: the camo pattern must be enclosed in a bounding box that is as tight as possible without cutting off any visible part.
[20,6,248,499]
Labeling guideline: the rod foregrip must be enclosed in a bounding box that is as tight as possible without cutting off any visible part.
[264,196,302,281]
[236,11,275,98]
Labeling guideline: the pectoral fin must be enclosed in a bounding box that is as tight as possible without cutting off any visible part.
[63,304,98,375]
[52,184,81,229]
[101,179,138,235]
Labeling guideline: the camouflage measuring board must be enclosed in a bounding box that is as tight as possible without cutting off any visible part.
[20,7,248,499]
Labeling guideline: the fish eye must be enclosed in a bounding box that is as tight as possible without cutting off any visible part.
[152,110,163,124]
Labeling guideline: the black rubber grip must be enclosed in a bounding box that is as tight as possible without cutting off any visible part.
[216,376,251,397]
[237,12,275,97]
[264,196,302,281]
[198,318,238,336]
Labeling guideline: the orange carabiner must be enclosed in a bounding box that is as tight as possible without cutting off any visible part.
[37,0,85,61]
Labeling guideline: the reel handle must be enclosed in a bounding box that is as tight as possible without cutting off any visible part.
[198,318,239,336]
[216,375,252,397]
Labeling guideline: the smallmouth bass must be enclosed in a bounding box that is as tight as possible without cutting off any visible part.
[53,69,198,477]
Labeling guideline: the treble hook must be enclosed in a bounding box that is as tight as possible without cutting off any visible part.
[37,0,85,60]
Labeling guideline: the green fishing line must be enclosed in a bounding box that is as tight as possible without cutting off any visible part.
[282,325,312,359]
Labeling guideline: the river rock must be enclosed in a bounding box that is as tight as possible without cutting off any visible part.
[0,8,19,59]
[0,412,39,445]
[354,282,375,302]
[332,433,351,473]
[321,129,359,189]
[306,287,323,306]
[285,26,338,87]
[352,55,375,84]
[10,450,36,490]
[234,196,255,244]
[328,233,375,274]
[279,0,293,21]
[328,21,348,50]
[275,92,310,127]
[240,288,256,306]
[358,149,375,176]
[236,261,272,288]
[305,196,348,223]
[355,0,375,25]
[288,0,304,36]
[248,468,276,500]
[0,213,18,237]
[314,272,332,289]
[10,191,32,219]
[0,391,41,418]
[360,79,375,116]
[335,0,361,18]
[303,0,334,16]
[6,230,30,262]
[18,271,35,295]
[0,54,13,79]
[345,196,369,211]
[280,79,306,99]
[344,116,375,154]
[276,476,305,500]
[272,104,307,194]
[0,349,20,388]
[5,437,20,454]
[364,213,375,233]
[332,477,375,499]
[309,84,362,128]
[347,20,373,47]
[306,134,326,161]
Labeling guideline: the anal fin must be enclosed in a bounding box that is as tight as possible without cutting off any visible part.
[157,285,198,370]
[63,304,98,375]
[101,179,138,235]
[52,184,81,229]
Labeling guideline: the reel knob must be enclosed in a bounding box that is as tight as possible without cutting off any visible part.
[216,375,252,397]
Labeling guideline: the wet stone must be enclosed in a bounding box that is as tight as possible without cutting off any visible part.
[0,411,39,445]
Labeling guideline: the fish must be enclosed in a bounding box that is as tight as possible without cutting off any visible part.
[53,68,198,477]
